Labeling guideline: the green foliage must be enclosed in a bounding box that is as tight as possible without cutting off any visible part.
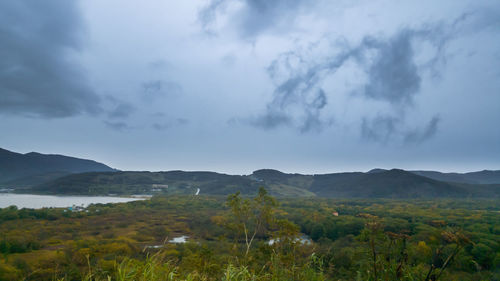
[0,194,499,280]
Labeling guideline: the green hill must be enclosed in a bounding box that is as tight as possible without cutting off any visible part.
[29,168,500,198]
[31,171,266,196]
[310,169,493,198]
[0,148,116,188]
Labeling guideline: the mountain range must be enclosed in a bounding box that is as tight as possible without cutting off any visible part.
[28,169,500,198]
[1,147,499,198]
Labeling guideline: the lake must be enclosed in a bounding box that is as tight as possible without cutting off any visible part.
[0,193,145,209]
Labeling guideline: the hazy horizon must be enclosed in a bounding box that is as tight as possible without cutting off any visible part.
[2,146,498,176]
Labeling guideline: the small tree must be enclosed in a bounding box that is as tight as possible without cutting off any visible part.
[226,187,277,258]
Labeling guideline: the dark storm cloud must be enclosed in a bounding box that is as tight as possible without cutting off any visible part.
[199,0,308,37]
[0,1,101,118]
[361,31,423,105]
[253,24,451,139]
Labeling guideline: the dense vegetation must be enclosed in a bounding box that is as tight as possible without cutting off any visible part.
[0,191,499,280]
[26,169,500,198]
[30,171,266,196]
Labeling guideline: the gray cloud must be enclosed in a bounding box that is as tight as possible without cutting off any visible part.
[198,0,225,30]
[148,59,172,70]
[107,102,135,119]
[404,116,440,144]
[300,89,328,133]
[2,1,499,173]
[357,25,449,105]
[199,0,308,38]
[253,23,452,138]
[361,32,422,105]
[103,95,136,119]
[361,115,440,144]
[0,0,101,118]
[361,115,399,143]
[142,80,182,101]
[250,85,332,133]
[152,118,189,131]
[250,110,292,130]
[104,121,131,131]
[452,9,500,34]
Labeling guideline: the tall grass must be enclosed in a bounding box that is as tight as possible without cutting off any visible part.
[66,251,326,281]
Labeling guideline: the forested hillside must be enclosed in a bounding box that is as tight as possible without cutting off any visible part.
[28,168,500,198]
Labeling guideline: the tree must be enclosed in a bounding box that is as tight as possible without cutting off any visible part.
[226,187,277,258]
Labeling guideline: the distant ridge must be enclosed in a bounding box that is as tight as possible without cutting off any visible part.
[1,147,498,197]
[0,148,117,187]
[311,169,467,198]
[411,170,500,184]
[31,168,500,198]
[366,168,500,184]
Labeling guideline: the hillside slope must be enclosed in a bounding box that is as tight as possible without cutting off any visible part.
[412,170,500,184]
[31,171,266,195]
[0,148,116,187]
[30,168,500,198]
[311,169,494,198]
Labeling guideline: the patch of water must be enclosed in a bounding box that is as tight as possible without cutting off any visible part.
[0,193,145,209]
[169,235,189,243]
[268,235,312,246]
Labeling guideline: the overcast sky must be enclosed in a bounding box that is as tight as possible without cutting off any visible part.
[1,0,499,174]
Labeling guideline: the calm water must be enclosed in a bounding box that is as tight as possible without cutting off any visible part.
[0,193,145,209]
